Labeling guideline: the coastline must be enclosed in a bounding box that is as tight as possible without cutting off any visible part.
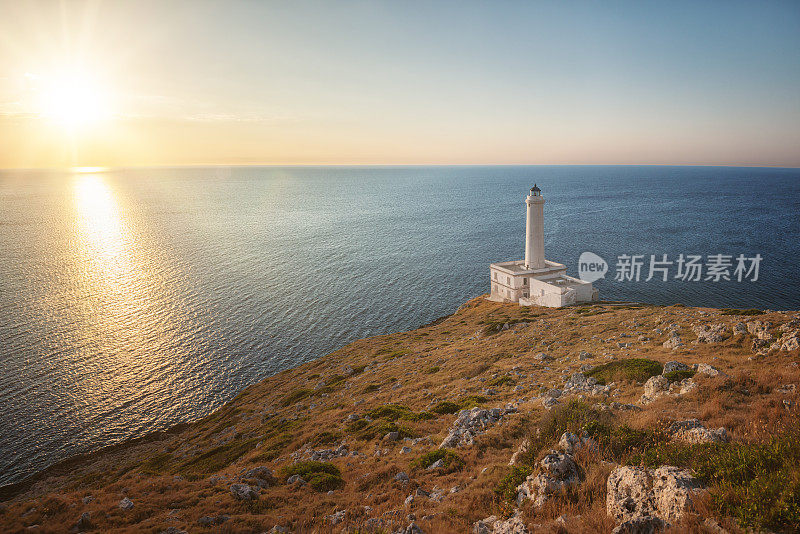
[1,297,798,532]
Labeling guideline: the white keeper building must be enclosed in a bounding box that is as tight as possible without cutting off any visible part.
[489,185,599,307]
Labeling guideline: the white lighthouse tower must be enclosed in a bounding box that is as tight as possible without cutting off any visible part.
[524,184,545,270]
[489,185,599,307]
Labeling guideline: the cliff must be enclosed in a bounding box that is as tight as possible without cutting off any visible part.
[1,298,798,533]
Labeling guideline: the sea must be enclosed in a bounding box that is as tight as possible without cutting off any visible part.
[1,165,798,486]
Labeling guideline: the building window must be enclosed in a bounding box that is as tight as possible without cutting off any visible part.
[523,278,528,285]
[523,291,529,298]
[493,272,497,280]
[507,276,511,285]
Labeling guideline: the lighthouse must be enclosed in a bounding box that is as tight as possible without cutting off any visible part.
[524,184,545,270]
[488,185,599,307]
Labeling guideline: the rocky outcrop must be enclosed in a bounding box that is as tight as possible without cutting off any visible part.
[668,420,728,444]
[473,513,529,534]
[694,363,725,377]
[747,321,772,340]
[662,361,689,374]
[562,372,610,396]
[641,375,669,404]
[516,451,580,507]
[509,439,530,466]
[440,406,516,448]
[662,334,683,349]
[692,324,726,343]
[607,466,703,530]
[239,466,276,488]
[230,483,258,501]
[772,330,800,352]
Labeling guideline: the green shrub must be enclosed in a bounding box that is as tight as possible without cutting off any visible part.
[280,388,312,406]
[426,366,441,374]
[664,369,696,383]
[487,375,516,387]
[720,308,763,316]
[411,449,465,472]
[281,461,344,492]
[495,465,533,503]
[431,401,461,415]
[628,430,800,532]
[362,384,380,393]
[585,358,663,384]
[310,431,340,446]
[366,404,434,422]
[140,453,172,475]
[180,437,259,474]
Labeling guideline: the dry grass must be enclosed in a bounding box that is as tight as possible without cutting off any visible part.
[0,297,797,533]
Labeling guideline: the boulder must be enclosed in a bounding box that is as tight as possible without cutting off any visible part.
[668,420,728,444]
[509,439,530,466]
[607,465,703,529]
[328,510,347,525]
[473,513,529,534]
[394,522,425,534]
[733,322,747,335]
[641,375,669,404]
[694,363,724,377]
[197,515,229,526]
[662,334,683,349]
[230,483,258,501]
[746,321,772,340]
[563,373,610,396]
[516,451,580,507]
[439,406,514,448]
[118,497,134,510]
[692,324,726,343]
[240,466,276,488]
[612,516,665,534]
[286,474,306,485]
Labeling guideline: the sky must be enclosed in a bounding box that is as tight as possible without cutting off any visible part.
[0,0,798,168]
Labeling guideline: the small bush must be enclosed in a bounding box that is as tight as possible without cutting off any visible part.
[720,308,763,316]
[180,437,259,474]
[585,358,663,385]
[140,452,172,475]
[426,366,440,374]
[411,449,465,472]
[310,431,340,446]
[281,388,312,406]
[431,401,461,415]
[495,465,534,510]
[664,369,696,383]
[487,375,516,387]
[281,461,344,492]
[362,384,380,394]
[366,404,435,422]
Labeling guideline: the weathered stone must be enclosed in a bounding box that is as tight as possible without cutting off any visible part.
[641,375,669,404]
[473,512,529,534]
[118,497,134,510]
[607,465,703,528]
[747,321,772,340]
[516,451,580,507]
[240,466,276,488]
[509,439,530,466]
[668,420,728,444]
[611,516,665,534]
[692,324,726,343]
[230,483,258,501]
[662,335,683,349]
[427,459,444,470]
[439,406,514,448]
[197,515,229,527]
[286,474,306,485]
[74,512,91,532]
[694,363,724,377]
[395,471,410,482]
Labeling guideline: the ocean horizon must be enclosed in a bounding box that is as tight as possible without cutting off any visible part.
[1,164,799,486]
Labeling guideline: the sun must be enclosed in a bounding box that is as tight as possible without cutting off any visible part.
[37,71,112,131]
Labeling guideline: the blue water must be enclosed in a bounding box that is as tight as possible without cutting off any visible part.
[0,165,798,486]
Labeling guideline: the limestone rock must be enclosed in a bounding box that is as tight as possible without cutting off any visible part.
[746,321,772,340]
[563,372,610,396]
[607,465,703,529]
[662,334,683,349]
[286,474,306,485]
[439,406,514,448]
[394,522,425,534]
[118,497,134,510]
[240,466,276,488]
[473,512,529,533]
[733,322,747,335]
[197,515,229,527]
[74,512,91,532]
[516,451,580,507]
[668,420,728,444]
[692,324,726,343]
[230,483,258,501]
[694,363,725,377]
[641,375,669,404]
[328,510,347,525]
